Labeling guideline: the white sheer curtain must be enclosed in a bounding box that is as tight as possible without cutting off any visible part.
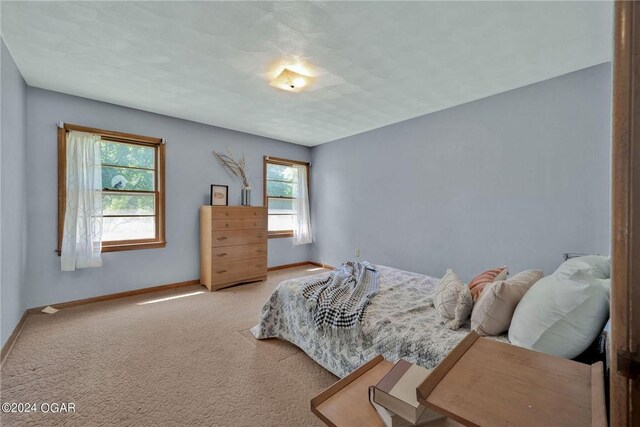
[292,164,312,245]
[61,131,103,271]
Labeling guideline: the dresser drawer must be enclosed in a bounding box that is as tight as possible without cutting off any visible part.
[211,243,267,262]
[212,207,266,219]
[212,229,266,247]
[211,257,267,284]
[212,218,267,231]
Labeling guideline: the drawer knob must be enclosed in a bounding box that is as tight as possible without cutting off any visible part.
[216,253,227,257]
[216,237,228,241]
[224,223,229,228]
[256,264,263,268]
[217,269,227,274]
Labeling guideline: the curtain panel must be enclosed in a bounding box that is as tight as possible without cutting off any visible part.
[61,131,103,271]
[292,164,312,245]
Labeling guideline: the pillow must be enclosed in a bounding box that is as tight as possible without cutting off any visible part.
[468,266,508,301]
[508,256,610,358]
[555,255,610,280]
[471,269,543,336]
[431,269,473,330]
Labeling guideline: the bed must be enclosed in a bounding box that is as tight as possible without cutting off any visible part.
[251,265,508,378]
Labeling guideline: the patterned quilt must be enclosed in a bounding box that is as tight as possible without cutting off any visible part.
[251,265,508,378]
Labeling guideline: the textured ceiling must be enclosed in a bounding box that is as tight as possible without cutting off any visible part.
[1,1,612,146]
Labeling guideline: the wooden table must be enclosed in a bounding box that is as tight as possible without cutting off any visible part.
[416,332,607,427]
[311,331,606,426]
[311,356,392,427]
[311,356,456,427]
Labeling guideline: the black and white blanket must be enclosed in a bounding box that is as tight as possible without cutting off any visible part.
[302,261,379,329]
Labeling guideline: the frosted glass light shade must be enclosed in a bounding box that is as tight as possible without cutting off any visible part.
[269,68,314,93]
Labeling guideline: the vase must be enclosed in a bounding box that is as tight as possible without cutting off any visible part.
[241,187,251,206]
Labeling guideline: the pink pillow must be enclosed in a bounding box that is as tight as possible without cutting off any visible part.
[468,266,508,301]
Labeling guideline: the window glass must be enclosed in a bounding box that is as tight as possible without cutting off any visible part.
[99,140,158,243]
[102,166,155,191]
[102,217,156,241]
[103,193,155,216]
[265,160,307,235]
[101,141,155,169]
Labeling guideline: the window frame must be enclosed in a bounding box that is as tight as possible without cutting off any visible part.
[263,156,310,239]
[57,123,166,253]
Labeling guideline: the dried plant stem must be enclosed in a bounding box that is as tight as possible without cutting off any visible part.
[213,150,250,188]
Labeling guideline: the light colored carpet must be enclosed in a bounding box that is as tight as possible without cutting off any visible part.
[1,266,338,426]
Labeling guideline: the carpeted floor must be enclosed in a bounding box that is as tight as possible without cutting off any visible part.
[0,265,338,426]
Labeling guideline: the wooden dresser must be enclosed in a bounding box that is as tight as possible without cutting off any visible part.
[200,206,268,291]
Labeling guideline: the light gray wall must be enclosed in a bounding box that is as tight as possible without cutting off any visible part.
[11,59,613,312]
[25,88,311,308]
[311,63,612,281]
[1,39,28,346]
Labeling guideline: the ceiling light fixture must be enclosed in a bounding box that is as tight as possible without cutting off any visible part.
[269,67,315,93]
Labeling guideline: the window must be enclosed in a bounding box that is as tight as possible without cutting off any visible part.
[58,124,166,252]
[264,156,310,238]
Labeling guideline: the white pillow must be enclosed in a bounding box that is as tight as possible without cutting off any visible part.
[508,256,610,358]
[432,269,473,330]
[555,255,610,280]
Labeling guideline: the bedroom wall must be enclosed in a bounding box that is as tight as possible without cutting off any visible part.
[24,88,311,308]
[1,39,28,347]
[310,63,612,281]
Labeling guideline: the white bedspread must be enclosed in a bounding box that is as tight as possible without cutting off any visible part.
[252,265,508,377]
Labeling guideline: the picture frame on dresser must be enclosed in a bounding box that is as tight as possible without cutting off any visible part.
[210,184,228,206]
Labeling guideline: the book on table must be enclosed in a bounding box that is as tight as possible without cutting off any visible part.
[372,359,443,425]
[369,386,445,427]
